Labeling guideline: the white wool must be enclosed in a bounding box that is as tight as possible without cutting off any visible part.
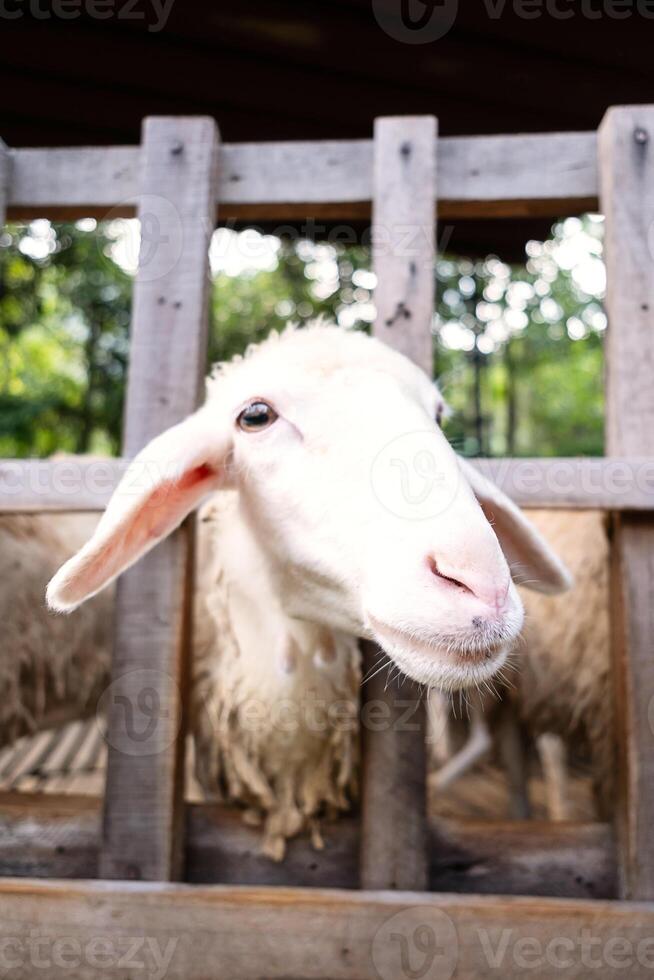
[192,492,360,859]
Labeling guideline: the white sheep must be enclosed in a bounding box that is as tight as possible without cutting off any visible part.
[46,324,570,856]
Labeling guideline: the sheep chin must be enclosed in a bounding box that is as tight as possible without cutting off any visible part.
[368,621,510,693]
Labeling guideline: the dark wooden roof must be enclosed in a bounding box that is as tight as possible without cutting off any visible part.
[3,2,654,255]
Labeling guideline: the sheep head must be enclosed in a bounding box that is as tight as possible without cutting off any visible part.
[47,324,571,691]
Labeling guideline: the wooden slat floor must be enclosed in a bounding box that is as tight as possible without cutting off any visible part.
[0,720,596,823]
[0,720,106,796]
[0,722,205,800]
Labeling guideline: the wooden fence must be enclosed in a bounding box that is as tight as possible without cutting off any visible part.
[1,109,654,978]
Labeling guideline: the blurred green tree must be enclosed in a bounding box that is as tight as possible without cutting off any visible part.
[433,216,605,457]
[0,220,131,456]
[0,216,605,459]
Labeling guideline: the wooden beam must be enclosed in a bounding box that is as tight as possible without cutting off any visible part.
[427,818,616,900]
[370,116,435,374]
[599,105,654,901]
[0,457,652,514]
[360,117,436,892]
[470,457,654,511]
[0,458,125,512]
[100,118,220,882]
[0,137,9,226]
[0,794,617,899]
[7,146,140,218]
[1,876,653,979]
[6,131,599,223]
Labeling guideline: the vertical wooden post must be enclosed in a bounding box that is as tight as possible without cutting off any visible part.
[599,105,654,900]
[100,117,220,881]
[0,139,9,226]
[359,116,436,891]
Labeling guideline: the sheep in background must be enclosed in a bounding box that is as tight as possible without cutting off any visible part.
[0,513,112,747]
[518,508,612,817]
[45,323,569,857]
[430,508,611,822]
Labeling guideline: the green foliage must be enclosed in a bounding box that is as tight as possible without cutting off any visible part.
[433,216,605,457]
[0,220,131,456]
[0,217,605,459]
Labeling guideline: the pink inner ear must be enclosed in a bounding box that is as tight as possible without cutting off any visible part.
[146,464,218,539]
[62,463,220,607]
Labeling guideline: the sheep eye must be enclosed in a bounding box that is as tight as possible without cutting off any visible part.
[435,403,444,428]
[237,400,278,432]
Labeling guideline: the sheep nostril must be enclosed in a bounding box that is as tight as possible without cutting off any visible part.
[428,557,474,596]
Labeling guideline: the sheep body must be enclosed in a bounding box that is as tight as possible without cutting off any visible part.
[0,513,112,746]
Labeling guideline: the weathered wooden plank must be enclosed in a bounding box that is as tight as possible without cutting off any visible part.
[599,105,654,902]
[371,115,436,375]
[1,877,653,980]
[7,146,139,217]
[427,819,616,900]
[359,117,436,892]
[0,794,617,899]
[359,639,429,891]
[439,131,597,217]
[100,117,220,883]
[0,138,9,226]
[6,130,599,222]
[0,458,125,512]
[0,456,652,514]
[470,456,654,511]
[220,139,372,206]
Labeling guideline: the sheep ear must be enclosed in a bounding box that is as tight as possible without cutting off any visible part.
[458,457,573,594]
[47,407,229,613]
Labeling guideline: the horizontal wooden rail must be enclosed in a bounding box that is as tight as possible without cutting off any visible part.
[472,457,654,510]
[0,456,652,513]
[0,458,126,511]
[2,874,654,980]
[6,130,598,223]
[0,795,616,899]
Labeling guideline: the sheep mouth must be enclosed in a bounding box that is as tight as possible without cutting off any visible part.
[366,615,510,691]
